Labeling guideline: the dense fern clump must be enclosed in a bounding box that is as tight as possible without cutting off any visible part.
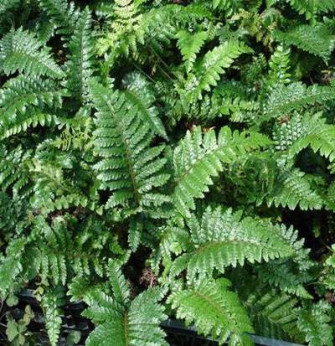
[0,0,334,345]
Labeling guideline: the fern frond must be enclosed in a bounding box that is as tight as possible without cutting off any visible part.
[173,127,271,217]
[257,260,313,298]
[176,30,207,73]
[0,28,64,78]
[41,286,65,346]
[65,7,95,100]
[265,169,323,210]
[108,261,130,304]
[0,238,27,296]
[83,265,167,346]
[275,24,335,61]
[91,81,170,212]
[37,0,78,36]
[0,75,63,138]
[169,207,301,280]
[168,279,253,345]
[183,41,252,101]
[122,72,168,140]
[297,301,333,346]
[267,45,291,88]
[246,290,300,341]
[263,82,335,122]
[287,113,335,162]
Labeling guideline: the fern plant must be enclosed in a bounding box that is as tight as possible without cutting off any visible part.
[0,0,334,345]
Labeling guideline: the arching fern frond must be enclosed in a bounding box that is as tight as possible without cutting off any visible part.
[91,81,170,213]
[172,127,271,217]
[169,207,301,281]
[0,28,64,78]
[168,279,253,345]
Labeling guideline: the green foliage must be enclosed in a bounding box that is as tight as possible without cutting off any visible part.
[65,7,95,100]
[181,41,252,102]
[246,291,301,341]
[173,127,270,217]
[91,81,170,214]
[287,0,335,19]
[0,0,20,16]
[297,302,333,346]
[275,24,335,61]
[83,262,168,346]
[41,287,65,346]
[0,28,64,78]
[37,0,78,36]
[168,279,253,345]
[0,1,334,345]
[168,207,301,281]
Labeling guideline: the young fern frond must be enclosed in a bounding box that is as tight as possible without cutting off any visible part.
[172,127,271,217]
[168,279,253,345]
[91,81,170,213]
[0,28,64,78]
[65,7,95,100]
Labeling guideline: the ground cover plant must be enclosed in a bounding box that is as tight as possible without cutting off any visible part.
[0,0,335,345]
